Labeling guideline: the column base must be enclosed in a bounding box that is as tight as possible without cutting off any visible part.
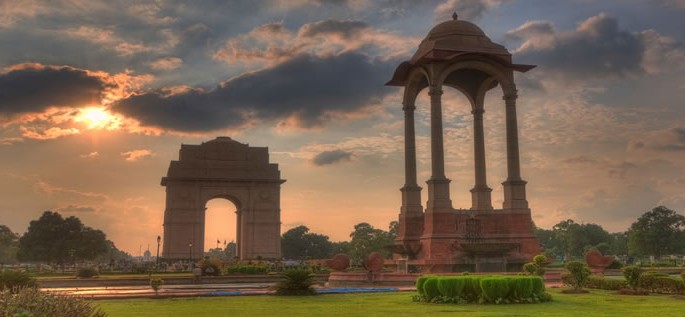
[470,186,493,210]
[426,178,452,211]
[502,179,528,210]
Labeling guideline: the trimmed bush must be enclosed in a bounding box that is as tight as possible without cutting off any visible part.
[150,277,164,294]
[274,268,316,296]
[76,267,99,278]
[622,265,643,290]
[585,276,627,290]
[640,272,684,294]
[480,278,510,303]
[511,276,534,299]
[0,287,107,317]
[564,261,590,291]
[415,275,432,296]
[437,277,465,298]
[223,264,269,274]
[523,263,537,275]
[197,258,221,276]
[0,270,37,291]
[422,278,441,300]
[414,275,549,305]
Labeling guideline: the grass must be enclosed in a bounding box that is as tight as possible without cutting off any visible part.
[94,288,685,317]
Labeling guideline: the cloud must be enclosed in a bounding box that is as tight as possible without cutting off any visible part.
[434,0,507,21]
[121,149,154,162]
[20,126,80,140]
[150,57,184,70]
[55,204,98,213]
[113,52,396,132]
[213,19,417,67]
[80,151,100,159]
[628,127,685,152]
[507,14,643,80]
[0,0,45,28]
[311,149,353,165]
[0,64,111,117]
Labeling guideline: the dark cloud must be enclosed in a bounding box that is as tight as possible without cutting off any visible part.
[507,14,644,80]
[311,149,353,166]
[0,65,109,116]
[629,127,685,152]
[299,20,369,39]
[112,52,397,132]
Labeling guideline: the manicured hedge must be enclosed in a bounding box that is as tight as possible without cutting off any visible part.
[415,275,550,304]
[223,264,269,274]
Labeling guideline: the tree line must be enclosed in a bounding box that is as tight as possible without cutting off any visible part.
[1,206,683,266]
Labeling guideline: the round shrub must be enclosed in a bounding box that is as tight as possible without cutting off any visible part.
[480,277,510,303]
[423,278,441,300]
[533,254,548,267]
[523,263,537,275]
[565,261,590,291]
[512,277,534,299]
[462,276,483,302]
[415,275,432,296]
[76,267,98,278]
[622,265,643,290]
[197,258,221,276]
[437,277,466,298]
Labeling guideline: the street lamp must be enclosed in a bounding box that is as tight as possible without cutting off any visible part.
[156,235,161,271]
[188,241,193,268]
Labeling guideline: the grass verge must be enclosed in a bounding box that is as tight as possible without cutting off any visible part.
[94,288,685,317]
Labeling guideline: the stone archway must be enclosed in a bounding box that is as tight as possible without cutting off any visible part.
[161,137,285,260]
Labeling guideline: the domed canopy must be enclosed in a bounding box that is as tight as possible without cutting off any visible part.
[410,14,510,64]
[387,14,535,87]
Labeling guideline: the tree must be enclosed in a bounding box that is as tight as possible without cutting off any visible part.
[17,211,109,265]
[348,222,394,264]
[281,226,333,260]
[551,219,612,259]
[0,225,19,264]
[627,206,685,258]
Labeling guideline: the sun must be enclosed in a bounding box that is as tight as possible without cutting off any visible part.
[76,107,120,130]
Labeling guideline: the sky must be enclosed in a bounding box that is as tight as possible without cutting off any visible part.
[1,0,685,255]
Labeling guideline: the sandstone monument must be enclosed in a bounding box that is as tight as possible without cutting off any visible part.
[161,137,285,260]
[387,14,541,272]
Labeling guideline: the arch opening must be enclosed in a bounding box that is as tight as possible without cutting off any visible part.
[204,198,238,258]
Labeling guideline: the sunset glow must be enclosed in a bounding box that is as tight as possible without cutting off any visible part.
[76,107,120,130]
[1,1,684,256]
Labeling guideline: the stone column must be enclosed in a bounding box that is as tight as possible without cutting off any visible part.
[502,92,528,209]
[426,85,452,211]
[399,100,423,243]
[470,107,492,210]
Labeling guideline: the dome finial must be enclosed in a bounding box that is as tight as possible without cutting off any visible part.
[452,12,458,20]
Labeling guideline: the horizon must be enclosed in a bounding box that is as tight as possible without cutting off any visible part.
[1,1,685,255]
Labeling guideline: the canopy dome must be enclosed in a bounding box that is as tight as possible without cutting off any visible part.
[409,14,510,64]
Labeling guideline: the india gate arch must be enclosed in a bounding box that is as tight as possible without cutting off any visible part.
[387,14,541,272]
[161,137,285,260]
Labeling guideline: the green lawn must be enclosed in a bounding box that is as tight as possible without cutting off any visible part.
[94,288,685,317]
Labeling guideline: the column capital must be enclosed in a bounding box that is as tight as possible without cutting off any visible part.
[471,108,485,115]
[402,102,416,112]
[503,91,518,102]
[428,85,443,96]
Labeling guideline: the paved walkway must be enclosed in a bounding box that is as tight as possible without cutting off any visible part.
[42,283,415,300]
